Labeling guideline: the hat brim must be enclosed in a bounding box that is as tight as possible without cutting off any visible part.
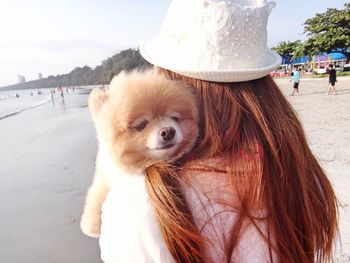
[140,41,282,82]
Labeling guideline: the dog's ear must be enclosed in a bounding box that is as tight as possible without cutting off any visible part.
[89,88,109,121]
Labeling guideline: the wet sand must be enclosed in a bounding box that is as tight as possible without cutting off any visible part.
[0,90,101,263]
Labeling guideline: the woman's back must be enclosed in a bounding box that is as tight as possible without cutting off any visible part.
[183,159,278,262]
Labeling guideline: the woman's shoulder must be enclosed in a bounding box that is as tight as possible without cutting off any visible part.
[182,157,240,203]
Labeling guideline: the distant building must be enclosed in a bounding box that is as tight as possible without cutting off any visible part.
[17,74,26,83]
[38,73,42,79]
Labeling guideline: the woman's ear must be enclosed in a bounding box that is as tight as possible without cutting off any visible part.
[89,88,109,121]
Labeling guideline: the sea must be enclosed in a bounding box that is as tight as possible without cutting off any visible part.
[0,89,53,120]
[0,86,102,120]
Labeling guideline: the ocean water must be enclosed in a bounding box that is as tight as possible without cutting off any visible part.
[0,89,52,120]
[0,86,102,120]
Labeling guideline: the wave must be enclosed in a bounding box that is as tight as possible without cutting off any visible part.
[0,95,10,100]
[0,97,52,120]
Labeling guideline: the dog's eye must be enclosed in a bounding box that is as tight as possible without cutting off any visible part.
[171,116,180,122]
[135,120,148,131]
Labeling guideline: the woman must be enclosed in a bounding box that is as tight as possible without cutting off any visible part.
[99,0,338,262]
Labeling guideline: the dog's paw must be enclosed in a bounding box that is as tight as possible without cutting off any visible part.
[80,213,101,238]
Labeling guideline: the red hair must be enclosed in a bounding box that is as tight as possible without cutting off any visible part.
[145,68,338,263]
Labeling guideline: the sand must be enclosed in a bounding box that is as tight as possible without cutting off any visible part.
[275,76,350,260]
[0,78,349,262]
[0,91,102,263]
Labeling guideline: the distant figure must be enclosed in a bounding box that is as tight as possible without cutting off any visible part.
[58,86,64,98]
[16,93,20,98]
[290,67,301,96]
[66,88,69,93]
[72,86,75,92]
[30,92,33,96]
[327,64,337,95]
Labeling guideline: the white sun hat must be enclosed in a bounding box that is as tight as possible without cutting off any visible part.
[140,0,282,82]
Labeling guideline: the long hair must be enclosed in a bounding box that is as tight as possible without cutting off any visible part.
[145,68,338,263]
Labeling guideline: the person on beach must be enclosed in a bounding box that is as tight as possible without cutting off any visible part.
[290,67,301,96]
[99,1,338,262]
[58,86,64,98]
[327,64,337,95]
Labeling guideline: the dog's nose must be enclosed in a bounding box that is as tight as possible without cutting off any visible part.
[159,127,176,141]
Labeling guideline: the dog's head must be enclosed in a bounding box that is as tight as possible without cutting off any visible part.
[89,70,199,171]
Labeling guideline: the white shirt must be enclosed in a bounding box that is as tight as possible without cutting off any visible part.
[99,171,277,263]
[99,173,174,263]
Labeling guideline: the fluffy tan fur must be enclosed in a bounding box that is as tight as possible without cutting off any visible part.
[80,70,199,238]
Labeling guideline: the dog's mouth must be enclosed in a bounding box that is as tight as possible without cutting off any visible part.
[154,142,175,150]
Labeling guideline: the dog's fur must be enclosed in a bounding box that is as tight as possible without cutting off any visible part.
[80,70,199,238]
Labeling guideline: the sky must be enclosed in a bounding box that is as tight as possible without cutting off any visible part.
[0,0,348,87]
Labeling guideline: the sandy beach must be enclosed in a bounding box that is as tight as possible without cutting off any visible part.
[0,77,349,262]
[0,90,102,263]
[275,76,350,261]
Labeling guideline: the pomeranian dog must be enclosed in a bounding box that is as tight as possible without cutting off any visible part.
[80,70,199,238]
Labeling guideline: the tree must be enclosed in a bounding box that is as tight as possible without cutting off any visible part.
[292,42,308,59]
[272,40,302,57]
[272,40,305,60]
[303,3,350,62]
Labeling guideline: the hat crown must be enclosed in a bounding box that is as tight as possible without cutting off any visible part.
[140,0,281,82]
[159,0,276,70]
